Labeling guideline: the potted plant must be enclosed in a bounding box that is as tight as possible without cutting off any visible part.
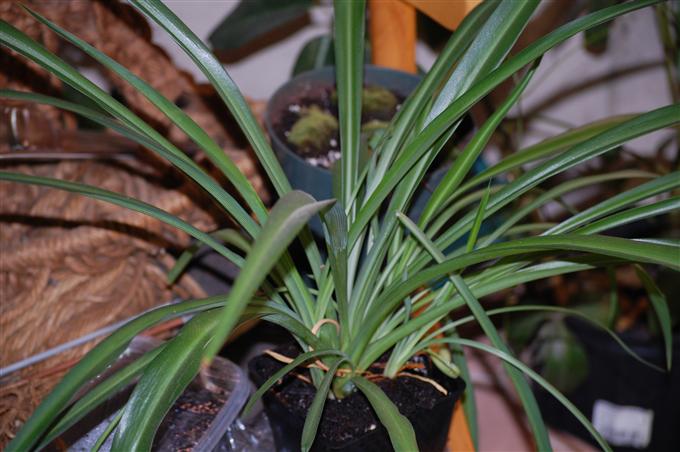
[1,0,678,451]
[265,64,475,235]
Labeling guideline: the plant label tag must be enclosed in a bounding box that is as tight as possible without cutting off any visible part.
[592,399,653,449]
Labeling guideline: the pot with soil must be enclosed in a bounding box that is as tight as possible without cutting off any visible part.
[54,336,271,451]
[249,343,465,452]
[265,65,474,235]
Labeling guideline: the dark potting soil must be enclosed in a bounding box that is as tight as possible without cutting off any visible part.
[275,86,403,169]
[250,343,456,448]
[152,383,228,451]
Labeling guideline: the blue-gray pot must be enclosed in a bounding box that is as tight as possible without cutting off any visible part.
[265,65,475,235]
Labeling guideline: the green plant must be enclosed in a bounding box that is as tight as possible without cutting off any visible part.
[2,0,678,451]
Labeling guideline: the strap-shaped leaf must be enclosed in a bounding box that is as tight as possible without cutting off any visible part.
[353,235,680,368]
[396,213,550,449]
[351,0,664,246]
[444,338,613,452]
[480,170,657,246]
[426,0,538,123]
[466,183,492,253]
[333,0,365,210]
[453,115,635,198]
[6,294,230,451]
[0,171,243,266]
[549,171,680,234]
[22,7,267,224]
[0,20,260,236]
[128,0,288,196]
[635,265,673,370]
[322,204,350,343]
[368,0,497,190]
[420,60,538,228]
[431,105,680,263]
[352,376,417,452]
[112,312,219,450]
[301,358,348,452]
[243,349,345,415]
[203,192,335,362]
[37,344,166,449]
[127,0,327,287]
[575,197,680,235]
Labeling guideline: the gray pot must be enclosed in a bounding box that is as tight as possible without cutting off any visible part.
[265,65,474,235]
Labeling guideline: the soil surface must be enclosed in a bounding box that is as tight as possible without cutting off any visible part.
[152,383,228,451]
[250,343,460,449]
[275,86,403,169]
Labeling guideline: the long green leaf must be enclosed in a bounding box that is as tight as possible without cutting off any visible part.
[426,0,538,123]
[420,60,539,228]
[301,358,347,452]
[351,0,665,246]
[128,0,288,196]
[396,213,551,450]
[333,0,365,210]
[203,192,335,363]
[353,235,680,366]
[322,204,350,344]
[549,171,680,234]
[38,344,166,449]
[575,197,680,235]
[352,376,418,452]
[431,105,680,261]
[22,7,268,225]
[481,170,658,246]
[365,259,614,365]
[113,312,219,450]
[635,265,673,370]
[466,183,492,253]
[439,338,612,452]
[367,0,497,191]
[6,294,231,451]
[452,115,636,199]
[0,171,244,266]
[0,20,260,237]
[243,349,345,415]
[127,0,327,290]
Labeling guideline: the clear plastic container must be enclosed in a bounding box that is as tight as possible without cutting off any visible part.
[62,336,274,451]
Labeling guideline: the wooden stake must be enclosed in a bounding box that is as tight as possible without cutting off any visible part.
[369,0,417,73]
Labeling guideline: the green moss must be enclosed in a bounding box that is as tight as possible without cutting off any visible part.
[362,86,398,118]
[287,105,338,155]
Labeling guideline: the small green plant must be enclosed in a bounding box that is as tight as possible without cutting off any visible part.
[2,0,678,451]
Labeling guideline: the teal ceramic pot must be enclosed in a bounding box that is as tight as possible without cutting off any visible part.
[265,65,475,235]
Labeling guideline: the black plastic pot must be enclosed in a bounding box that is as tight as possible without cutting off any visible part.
[265,65,475,235]
[534,318,680,452]
[249,346,465,452]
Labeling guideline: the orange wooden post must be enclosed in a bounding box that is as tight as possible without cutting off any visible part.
[403,0,481,30]
[448,402,475,451]
[368,0,417,74]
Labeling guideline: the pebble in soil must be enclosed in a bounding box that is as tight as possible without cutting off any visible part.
[278,85,402,170]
